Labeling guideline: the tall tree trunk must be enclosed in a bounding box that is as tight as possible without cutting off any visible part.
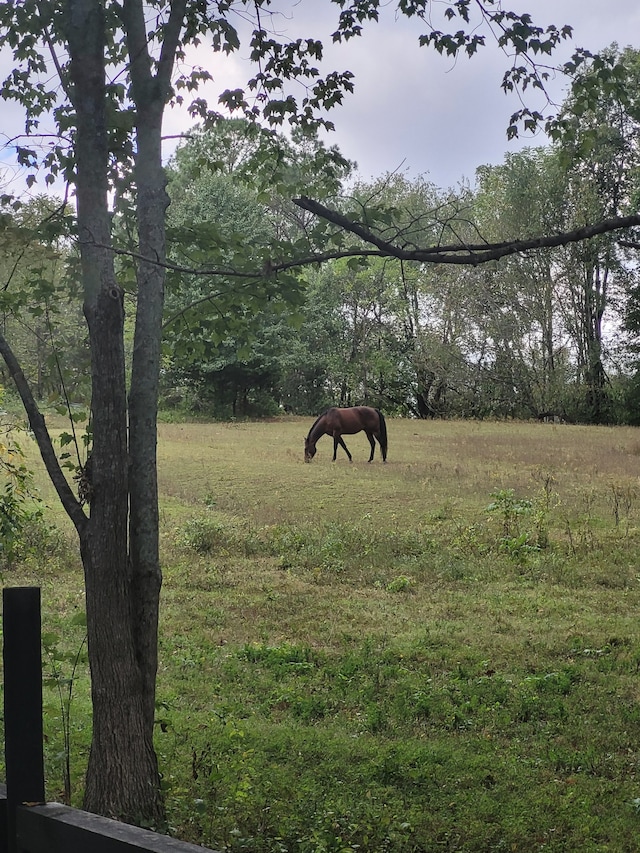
[64,0,164,824]
[122,0,187,749]
[121,0,168,749]
[581,260,609,423]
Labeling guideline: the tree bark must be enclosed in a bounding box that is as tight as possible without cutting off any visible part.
[64,0,164,824]
[121,0,186,747]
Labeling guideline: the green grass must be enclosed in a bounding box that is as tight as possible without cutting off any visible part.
[8,416,640,851]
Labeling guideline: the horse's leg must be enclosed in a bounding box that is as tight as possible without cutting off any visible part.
[366,432,376,462]
[335,435,352,462]
[373,433,386,462]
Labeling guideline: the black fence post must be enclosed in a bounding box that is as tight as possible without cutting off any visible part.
[3,587,46,853]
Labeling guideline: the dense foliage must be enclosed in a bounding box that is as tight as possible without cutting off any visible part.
[152,45,640,424]
[5,51,640,425]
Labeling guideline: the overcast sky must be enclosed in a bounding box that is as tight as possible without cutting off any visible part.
[163,0,640,189]
[321,0,640,187]
[2,1,640,196]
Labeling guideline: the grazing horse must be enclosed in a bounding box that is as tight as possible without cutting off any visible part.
[304,406,388,463]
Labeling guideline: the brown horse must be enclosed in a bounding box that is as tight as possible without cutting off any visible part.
[304,406,388,463]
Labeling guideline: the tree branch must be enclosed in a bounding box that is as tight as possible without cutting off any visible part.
[293,196,640,265]
[157,0,188,99]
[83,199,640,287]
[0,332,87,534]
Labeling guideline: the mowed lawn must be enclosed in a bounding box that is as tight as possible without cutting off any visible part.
[14,417,640,851]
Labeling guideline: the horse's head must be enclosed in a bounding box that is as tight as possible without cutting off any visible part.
[304,437,316,462]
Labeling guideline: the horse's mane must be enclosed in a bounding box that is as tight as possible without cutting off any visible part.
[306,409,330,440]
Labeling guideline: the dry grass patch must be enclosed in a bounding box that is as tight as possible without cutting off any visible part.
[156,418,640,527]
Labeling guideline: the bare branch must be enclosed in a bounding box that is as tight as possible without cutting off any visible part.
[0,332,87,534]
[293,196,640,265]
[38,0,73,101]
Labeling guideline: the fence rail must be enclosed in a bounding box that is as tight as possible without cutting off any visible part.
[1,587,220,853]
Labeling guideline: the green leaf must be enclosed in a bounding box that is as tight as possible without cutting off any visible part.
[41,631,61,651]
[70,610,87,627]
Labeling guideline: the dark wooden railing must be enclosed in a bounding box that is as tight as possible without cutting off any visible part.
[1,587,220,853]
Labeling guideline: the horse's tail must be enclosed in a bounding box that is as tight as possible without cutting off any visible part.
[376,409,388,461]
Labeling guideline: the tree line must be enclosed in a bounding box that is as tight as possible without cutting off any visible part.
[4,43,640,426]
[156,46,640,424]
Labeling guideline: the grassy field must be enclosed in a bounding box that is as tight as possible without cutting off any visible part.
[9,416,640,851]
